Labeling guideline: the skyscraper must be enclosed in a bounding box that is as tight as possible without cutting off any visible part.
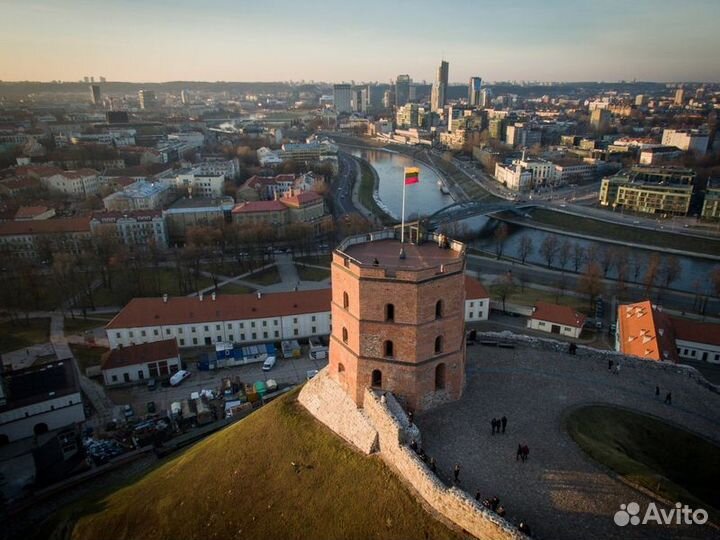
[395,75,411,107]
[468,77,482,107]
[674,88,685,106]
[89,84,101,106]
[333,84,353,113]
[138,90,157,110]
[431,60,449,111]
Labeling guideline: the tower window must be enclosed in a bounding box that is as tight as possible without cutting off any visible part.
[343,292,349,309]
[435,300,443,319]
[435,363,446,390]
[371,369,382,388]
[342,327,348,344]
[338,363,345,373]
[385,303,395,322]
[434,335,443,354]
[384,340,394,357]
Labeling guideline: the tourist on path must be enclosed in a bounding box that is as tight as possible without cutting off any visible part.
[453,463,461,483]
[501,416,507,434]
[475,490,481,501]
[608,359,614,371]
[491,418,497,435]
[665,392,672,405]
[410,439,418,452]
[516,444,523,461]
[429,457,436,473]
[656,385,660,398]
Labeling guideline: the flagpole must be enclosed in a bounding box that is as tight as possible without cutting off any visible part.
[401,172,406,244]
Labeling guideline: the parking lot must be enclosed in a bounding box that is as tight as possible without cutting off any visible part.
[106,354,328,418]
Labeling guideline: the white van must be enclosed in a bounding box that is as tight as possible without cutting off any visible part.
[170,370,191,386]
[262,356,277,372]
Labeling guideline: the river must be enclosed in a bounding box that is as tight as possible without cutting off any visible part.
[351,147,715,296]
[349,148,454,220]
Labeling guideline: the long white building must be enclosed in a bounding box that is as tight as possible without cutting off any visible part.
[105,289,333,350]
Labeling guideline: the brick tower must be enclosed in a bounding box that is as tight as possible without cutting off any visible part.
[329,229,466,412]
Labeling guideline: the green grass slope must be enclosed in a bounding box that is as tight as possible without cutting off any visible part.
[58,392,466,540]
[566,405,720,518]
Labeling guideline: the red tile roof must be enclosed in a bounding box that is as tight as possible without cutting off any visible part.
[102,339,179,370]
[532,302,586,329]
[464,275,489,299]
[231,200,287,214]
[281,191,323,208]
[106,289,332,329]
[14,165,63,178]
[670,317,720,347]
[0,216,91,236]
[14,206,52,219]
[617,301,678,362]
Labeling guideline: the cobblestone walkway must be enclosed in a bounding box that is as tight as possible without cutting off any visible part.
[417,345,720,540]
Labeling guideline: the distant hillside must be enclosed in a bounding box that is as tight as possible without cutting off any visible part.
[47,391,466,540]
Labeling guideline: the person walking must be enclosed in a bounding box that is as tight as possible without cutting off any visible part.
[475,490,481,501]
[655,385,660,398]
[429,456,437,473]
[516,444,523,461]
[501,416,507,434]
[614,363,621,376]
[491,418,497,435]
[665,392,672,405]
[410,439,418,452]
[453,463,461,483]
[608,359,614,371]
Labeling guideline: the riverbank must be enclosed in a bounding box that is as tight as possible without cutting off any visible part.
[502,208,720,261]
[353,153,397,226]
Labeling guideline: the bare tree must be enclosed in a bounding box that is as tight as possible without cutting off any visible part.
[577,262,604,310]
[712,266,720,299]
[494,271,517,313]
[629,251,644,283]
[493,223,509,260]
[571,242,585,272]
[518,236,533,264]
[660,256,682,291]
[599,246,616,277]
[643,253,661,298]
[539,235,560,268]
[558,239,572,272]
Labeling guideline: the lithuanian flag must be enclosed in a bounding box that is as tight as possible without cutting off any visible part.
[404,167,420,185]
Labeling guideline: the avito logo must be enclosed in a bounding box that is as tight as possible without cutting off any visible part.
[614,502,708,527]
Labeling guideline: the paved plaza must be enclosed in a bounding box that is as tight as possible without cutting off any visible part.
[418,344,720,540]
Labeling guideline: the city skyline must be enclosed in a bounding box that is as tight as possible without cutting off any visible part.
[1,0,720,84]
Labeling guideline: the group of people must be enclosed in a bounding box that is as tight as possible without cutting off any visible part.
[516,444,530,462]
[475,493,506,517]
[409,438,433,468]
[491,416,508,435]
[656,385,673,405]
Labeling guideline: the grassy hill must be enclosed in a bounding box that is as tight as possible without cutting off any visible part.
[49,391,466,540]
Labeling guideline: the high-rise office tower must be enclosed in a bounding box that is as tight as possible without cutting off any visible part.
[674,88,685,106]
[395,75,411,107]
[351,86,369,113]
[333,84,353,113]
[431,60,449,111]
[468,77,483,106]
[89,84,101,106]
[138,90,157,110]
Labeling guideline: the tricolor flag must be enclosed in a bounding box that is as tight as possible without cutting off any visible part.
[404,167,420,185]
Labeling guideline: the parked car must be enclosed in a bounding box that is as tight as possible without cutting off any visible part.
[262,356,277,372]
[147,378,157,391]
[170,370,191,386]
[123,404,134,419]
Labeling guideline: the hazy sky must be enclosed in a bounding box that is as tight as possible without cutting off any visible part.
[1,0,719,83]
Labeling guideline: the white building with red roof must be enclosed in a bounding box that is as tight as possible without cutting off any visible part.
[528,302,586,339]
[42,169,102,198]
[464,275,490,321]
[105,289,333,350]
[101,339,181,386]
